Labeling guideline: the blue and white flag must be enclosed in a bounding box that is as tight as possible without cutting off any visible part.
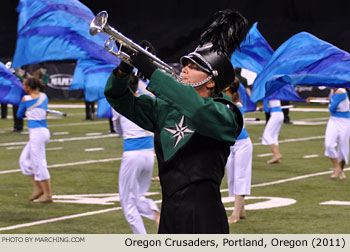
[70,59,117,102]
[0,62,25,105]
[251,32,350,102]
[12,0,118,69]
[231,22,274,74]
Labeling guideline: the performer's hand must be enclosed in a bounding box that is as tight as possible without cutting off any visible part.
[117,61,133,75]
[114,43,134,76]
[130,40,157,80]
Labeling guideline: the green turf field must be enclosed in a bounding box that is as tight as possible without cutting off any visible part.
[0,102,349,234]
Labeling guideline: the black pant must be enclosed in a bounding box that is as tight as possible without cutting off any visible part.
[12,105,23,131]
[85,101,95,120]
[1,103,7,119]
[158,180,229,234]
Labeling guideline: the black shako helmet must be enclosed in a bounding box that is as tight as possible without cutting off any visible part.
[180,9,248,95]
[180,43,235,95]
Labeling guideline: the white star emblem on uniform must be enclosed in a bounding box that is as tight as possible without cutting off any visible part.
[164,115,194,148]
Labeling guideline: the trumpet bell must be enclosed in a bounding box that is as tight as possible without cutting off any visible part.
[89,11,180,81]
[89,11,108,36]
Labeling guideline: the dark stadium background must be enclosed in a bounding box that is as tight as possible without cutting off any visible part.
[2,0,350,63]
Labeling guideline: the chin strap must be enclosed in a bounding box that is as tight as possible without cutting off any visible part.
[180,75,213,88]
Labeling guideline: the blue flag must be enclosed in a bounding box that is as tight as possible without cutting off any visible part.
[97,97,112,118]
[70,59,117,102]
[238,84,257,112]
[12,0,118,69]
[231,22,302,103]
[96,77,154,118]
[0,62,25,105]
[231,22,274,74]
[251,32,350,102]
[265,84,304,102]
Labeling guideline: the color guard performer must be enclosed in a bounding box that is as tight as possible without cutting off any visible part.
[17,77,52,203]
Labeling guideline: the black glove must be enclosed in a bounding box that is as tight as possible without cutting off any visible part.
[130,40,157,80]
[114,43,134,75]
[117,61,133,75]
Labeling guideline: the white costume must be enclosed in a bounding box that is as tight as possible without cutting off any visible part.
[262,99,284,145]
[112,109,159,234]
[226,103,253,196]
[324,88,350,163]
[17,93,50,181]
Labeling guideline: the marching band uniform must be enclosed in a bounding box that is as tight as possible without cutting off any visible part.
[105,69,243,233]
[105,9,247,233]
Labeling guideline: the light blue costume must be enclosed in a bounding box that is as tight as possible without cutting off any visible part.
[17,93,50,181]
[112,109,159,234]
[262,99,284,145]
[324,88,350,163]
[226,103,253,196]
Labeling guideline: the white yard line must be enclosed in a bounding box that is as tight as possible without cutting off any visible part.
[290,108,328,112]
[303,154,319,159]
[52,132,69,135]
[84,148,104,152]
[251,167,350,188]
[253,135,324,146]
[257,153,273,157]
[48,104,85,108]
[0,134,118,147]
[1,121,109,132]
[220,167,350,192]
[46,147,64,151]
[0,157,123,175]
[0,207,121,232]
[85,132,103,136]
[49,121,107,128]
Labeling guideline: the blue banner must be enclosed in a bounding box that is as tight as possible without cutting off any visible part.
[231,22,274,74]
[12,0,118,69]
[70,59,117,102]
[251,32,350,102]
[97,97,112,118]
[0,62,25,105]
[238,84,257,112]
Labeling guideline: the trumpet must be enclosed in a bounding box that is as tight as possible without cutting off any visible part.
[90,11,180,80]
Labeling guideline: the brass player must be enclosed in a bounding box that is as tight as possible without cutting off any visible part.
[105,9,248,233]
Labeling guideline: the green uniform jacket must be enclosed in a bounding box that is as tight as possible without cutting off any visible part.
[105,69,243,197]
